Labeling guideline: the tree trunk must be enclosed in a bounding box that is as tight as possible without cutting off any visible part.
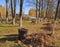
[38,0,41,22]
[54,0,59,20]
[19,0,24,29]
[52,0,60,35]
[19,16,22,28]
[6,17,8,24]
[12,17,15,25]
[10,0,14,24]
[46,0,49,21]
[12,0,16,25]
[10,0,16,25]
[36,0,38,24]
[6,0,8,24]
[0,13,2,24]
[41,0,43,21]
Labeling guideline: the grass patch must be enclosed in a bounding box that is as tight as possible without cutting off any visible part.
[0,41,27,47]
[0,20,60,46]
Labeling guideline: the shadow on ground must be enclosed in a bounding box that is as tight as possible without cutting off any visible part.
[40,26,52,31]
[41,23,60,31]
[0,26,18,27]
[0,34,18,43]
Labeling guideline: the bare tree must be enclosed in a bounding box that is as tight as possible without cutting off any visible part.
[58,6,60,19]
[26,0,41,24]
[10,0,16,25]
[13,0,16,25]
[52,0,60,35]
[45,0,55,21]
[0,13,2,24]
[19,0,24,28]
[41,0,44,19]
[35,0,38,24]
[55,0,60,20]
[45,0,49,19]
[6,0,9,24]
[49,0,54,19]
[38,0,41,22]
[10,0,14,24]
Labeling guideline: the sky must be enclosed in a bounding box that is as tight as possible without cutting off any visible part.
[0,0,58,14]
[23,0,34,14]
[0,0,35,14]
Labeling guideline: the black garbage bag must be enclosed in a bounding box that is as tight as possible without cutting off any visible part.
[18,28,28,40]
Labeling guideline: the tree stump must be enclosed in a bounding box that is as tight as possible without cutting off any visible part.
[18,28,28,41]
